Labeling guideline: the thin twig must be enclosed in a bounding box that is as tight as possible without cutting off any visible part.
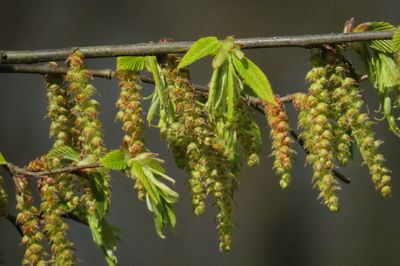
[5,162,101,178]
[0,64,294,105]
[0,31,394,64]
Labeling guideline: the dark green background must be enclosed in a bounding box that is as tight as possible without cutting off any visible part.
[0,1,399,265]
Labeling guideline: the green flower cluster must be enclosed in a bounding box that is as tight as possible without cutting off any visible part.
[264,96,295,189]
[15,175,47,266]
[115,69,146,199]
[0,175,8,217]
[28,157,76,266]
[45,62,74,148]
[233,101,262,167]
[297,49,342,211]
[44,63,81,213]
[328,62,391,197]
[160,54,237,251]
[296,48,392,211]
[65,50,111,213]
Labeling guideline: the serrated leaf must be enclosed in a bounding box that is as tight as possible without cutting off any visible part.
[178,36,222,69]
[0,152,6,165]
[88,172,108,217]
[131,161,160,204]
[367,22,395,53]
[142,167,178,199]
[117,56,147,71]
[392,27,400,52]
[47,145,80,162]
[87,215,120,266]
[231,54,276,104]
[101,150,128,170]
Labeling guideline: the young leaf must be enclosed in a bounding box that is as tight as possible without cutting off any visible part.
[178,36,222,69]
[366,22,395,53]
[226,60,239,120]
[130,161,160,204]
[393,27,400,52]
[47,145,80,162]
[147,91,160,126]
[206,62,228,119]
[117,56,147,71]
[87,215,120,266]
[146,56,173,115]
[0,152,6,165]
[212,36,235,69]
[102,150,128,170]
[231,54,275,104]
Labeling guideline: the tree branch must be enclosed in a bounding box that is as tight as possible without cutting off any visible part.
[0,30,394,64]
[5,162,101,178]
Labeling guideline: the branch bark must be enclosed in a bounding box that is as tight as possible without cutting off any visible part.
[0,30,394,64]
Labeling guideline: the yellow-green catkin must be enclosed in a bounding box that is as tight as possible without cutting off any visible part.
[299,49,340,211]
[233,101,262,167]
[0,175,8,217]
[15,175,47,266]
[39,177,76,265]
[328,64,354,167]
[115,70,146,200]
[160,54,237,251]
[331,65,391,197]
[44,63,81,213]
[65,49,111,213]
[28,158,76,266]
[264,96,295,188]
[321,48,390,198]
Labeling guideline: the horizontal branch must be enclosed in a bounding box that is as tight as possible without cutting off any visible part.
[6,162,101,177]
[0,30,394,64]
[0,64,293,105]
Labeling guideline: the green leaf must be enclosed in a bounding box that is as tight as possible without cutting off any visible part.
[127,152,178,239]
[392,27,400,52]
[212,37,235,69]
[130,161,160,204]
[226,60,239,120]
[47,145,80,162]
[165,203,176,228]
[242,84,258,97]
[231,54,275,104]
[101,150,128,170]
[88,172,108,217]
[367,22,395,53]
[146,56,172,115]
[206,62,228,119]
[87,215,120,266]
[117,56,147,71]
[0,152,6,165]
[142,167,178,200]
[147,91,160,126]
[178,36,222,69]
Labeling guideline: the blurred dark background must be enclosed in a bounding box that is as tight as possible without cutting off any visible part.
[1,1,400,265]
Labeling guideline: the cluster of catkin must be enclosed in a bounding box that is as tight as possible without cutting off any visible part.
[12,49,109,265]
[160,54,237,251]
[294,48,391,211]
